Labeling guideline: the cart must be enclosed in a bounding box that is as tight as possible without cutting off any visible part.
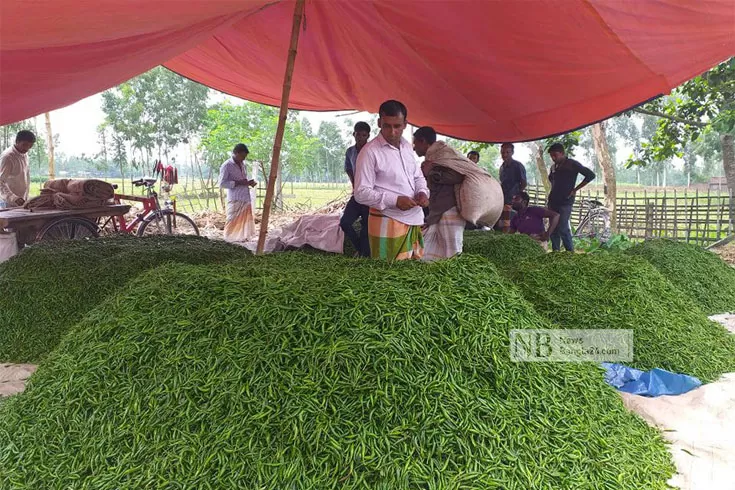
[0,204,131,246]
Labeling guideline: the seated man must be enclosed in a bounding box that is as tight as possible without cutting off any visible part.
[413,126,466,262]
[509,192,559,250]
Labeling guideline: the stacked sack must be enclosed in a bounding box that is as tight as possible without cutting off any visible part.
[24,179,115,210]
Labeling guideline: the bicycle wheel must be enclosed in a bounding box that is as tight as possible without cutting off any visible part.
[575,209,611,241]
[137,210,199,237]
[37,217,99,241]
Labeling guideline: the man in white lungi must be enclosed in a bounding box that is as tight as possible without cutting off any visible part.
[218,143,257,242]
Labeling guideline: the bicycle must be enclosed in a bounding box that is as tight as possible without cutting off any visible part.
[573,199,611,242]
[97,178,199,237]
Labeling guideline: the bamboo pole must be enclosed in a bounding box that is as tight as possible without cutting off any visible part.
[256,0,305,254]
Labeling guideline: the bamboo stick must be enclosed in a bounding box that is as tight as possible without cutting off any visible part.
[256,0,306,254]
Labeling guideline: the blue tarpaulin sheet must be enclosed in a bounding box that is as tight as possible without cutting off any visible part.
[602,362,702,397]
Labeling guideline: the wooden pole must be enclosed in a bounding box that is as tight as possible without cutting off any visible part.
[256,0,306,254]
[44,112,55,180]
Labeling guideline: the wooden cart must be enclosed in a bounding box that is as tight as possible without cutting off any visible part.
[0,204,131,246]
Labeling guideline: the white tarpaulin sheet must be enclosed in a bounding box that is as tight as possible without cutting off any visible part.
[243,214,345,255]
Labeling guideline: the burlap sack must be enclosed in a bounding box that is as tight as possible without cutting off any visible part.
[424,142,503,226]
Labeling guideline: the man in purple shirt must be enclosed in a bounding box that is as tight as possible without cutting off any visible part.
[509,191,559,249]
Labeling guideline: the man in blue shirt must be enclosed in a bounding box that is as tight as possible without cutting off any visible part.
[547,142,596,251]
[340,122,371,257]
[497,143,527,232]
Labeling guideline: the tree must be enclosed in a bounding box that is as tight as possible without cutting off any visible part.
[591,122,617,232]
[101,67,210,169]
[631,58,734,197]
[445,139,500,176]
[199,101,320,206]
[44,113,56,180]
[316,121,346,182]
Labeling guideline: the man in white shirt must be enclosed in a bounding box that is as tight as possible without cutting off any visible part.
[0,130,35,208]
[354,100,429,261]
[218,143,257,242]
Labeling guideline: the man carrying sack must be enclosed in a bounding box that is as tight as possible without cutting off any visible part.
[417,137,504,260]
[413,126,466,262]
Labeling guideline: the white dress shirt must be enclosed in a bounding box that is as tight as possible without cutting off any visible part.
[218,157,251,203]
[0,145,30,207]
[354,133,429,226]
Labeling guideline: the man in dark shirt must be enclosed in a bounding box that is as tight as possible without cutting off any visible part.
[510,192,559,250]
[547,143,596,251]
[497,143,527,233]
[340,122,371,257]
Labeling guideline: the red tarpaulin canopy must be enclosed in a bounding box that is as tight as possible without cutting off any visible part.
[1,0,733,141]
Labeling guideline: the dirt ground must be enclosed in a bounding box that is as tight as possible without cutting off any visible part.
[192,196,350,242]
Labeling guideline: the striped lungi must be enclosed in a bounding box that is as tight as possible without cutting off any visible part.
[224,200,255,242]
[422,206,465,262]
[368,208,424,261]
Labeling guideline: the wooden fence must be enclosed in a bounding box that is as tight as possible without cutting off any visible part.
[525,185,734,246]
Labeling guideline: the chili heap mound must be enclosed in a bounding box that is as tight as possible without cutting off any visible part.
[0,236,249,363]
[462,231,545,270]
[511,252,735,382]
[627,239,735,315]
[0,254,673,489]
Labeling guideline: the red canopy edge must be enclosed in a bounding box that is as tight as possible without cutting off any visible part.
[1,0,733,141]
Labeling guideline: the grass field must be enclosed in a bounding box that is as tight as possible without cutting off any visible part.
[28,178,729,218]
[29,179,351,215]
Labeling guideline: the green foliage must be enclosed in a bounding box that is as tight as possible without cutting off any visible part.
[0,236,249,363]
[542,130,583,157]
[199,101,320,180]
[573,234,633,254]
[627,239,735,315]
[445,138,500,176]
[511,253,735,382]
[629,58,734,168]
[0,254,673,488]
